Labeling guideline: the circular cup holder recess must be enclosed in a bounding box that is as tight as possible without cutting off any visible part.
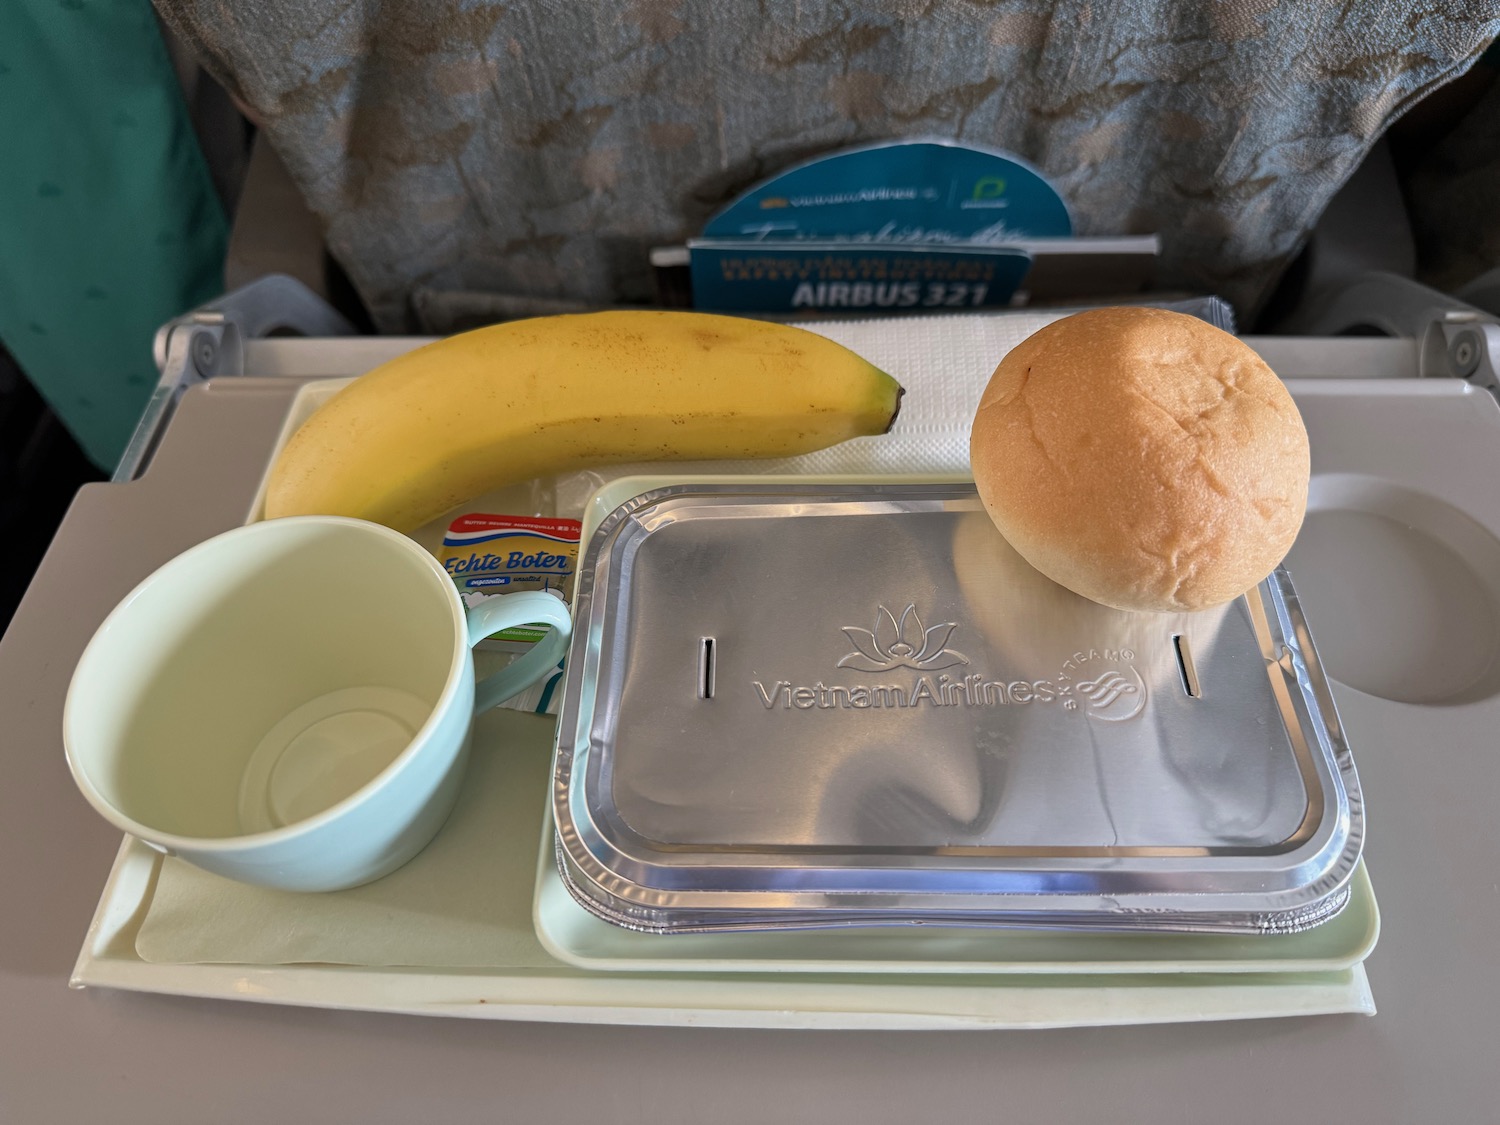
[1283,474,1500,706]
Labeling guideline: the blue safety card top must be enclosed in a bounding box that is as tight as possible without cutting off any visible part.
[691,140,1071,312]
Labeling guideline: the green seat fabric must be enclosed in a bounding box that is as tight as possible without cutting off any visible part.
[0,0,227,471]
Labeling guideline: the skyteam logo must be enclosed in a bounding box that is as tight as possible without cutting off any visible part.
[752,603,1146,721]
[1059,662,1147,722]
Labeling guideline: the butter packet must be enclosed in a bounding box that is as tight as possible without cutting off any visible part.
[441,511,581,645]
[442,512,582,622]
[438,513,582,716]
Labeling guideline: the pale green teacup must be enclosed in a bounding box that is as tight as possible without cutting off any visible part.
[64,516,572,892]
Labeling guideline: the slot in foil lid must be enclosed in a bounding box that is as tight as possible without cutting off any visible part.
[552,483,1363,933]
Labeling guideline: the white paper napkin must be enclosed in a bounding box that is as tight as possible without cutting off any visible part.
[776,312,1068,474]
[554,311,1068,516]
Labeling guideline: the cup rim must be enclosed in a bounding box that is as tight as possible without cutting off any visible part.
[63,515,471,854]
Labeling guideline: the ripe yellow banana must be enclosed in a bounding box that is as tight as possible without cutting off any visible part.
[262,310,903,531]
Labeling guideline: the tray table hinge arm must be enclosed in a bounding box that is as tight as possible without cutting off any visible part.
[116,275,355,482]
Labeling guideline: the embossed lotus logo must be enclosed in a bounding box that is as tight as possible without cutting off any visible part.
[838,605,970,673]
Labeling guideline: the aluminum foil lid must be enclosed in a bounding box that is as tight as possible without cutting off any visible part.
[552,483,1363,933]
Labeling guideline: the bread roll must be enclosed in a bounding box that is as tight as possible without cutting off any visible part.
[969,307,1309,613]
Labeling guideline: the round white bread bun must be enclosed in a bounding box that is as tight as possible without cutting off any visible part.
[969,306,1310,613]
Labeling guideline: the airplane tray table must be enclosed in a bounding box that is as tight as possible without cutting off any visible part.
[2,327,1497,1121]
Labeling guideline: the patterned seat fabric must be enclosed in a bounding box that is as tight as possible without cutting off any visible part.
[156,0,1500,332]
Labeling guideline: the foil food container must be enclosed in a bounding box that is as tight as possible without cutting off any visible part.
[551,482,1364,935]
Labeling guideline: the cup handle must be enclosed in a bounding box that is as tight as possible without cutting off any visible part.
[464,591,573,715]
